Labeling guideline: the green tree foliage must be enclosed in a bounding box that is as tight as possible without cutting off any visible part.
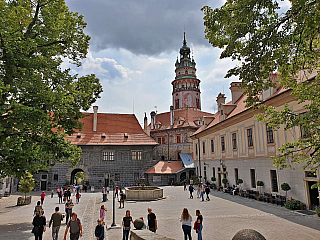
[0,0,103,178]
[75,171,84,184]
[202,1,320,170]
[18,171,35,200]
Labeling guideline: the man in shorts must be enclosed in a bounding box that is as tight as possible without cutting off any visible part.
[63,212,82,240]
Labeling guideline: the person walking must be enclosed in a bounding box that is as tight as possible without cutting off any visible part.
[59,190,63,204]
[67,188,71,201]
[180,208,192,240]
[76,192,80,204]
[63,212,83,240]
[115,186,119,198]
[147,208,157,233]
[63,190,68,204]
[205,186,210,201]
[32,211,46,240]
[100,205,107,225]
[196,184,201,198]
[119,190,125,208]
[65,199,74,224]
[189,185,194,199]
[122,210,133,240]
[40,191,46,205]
[195,210,203,240]
[95,219,104,240]
[51,190,54,198]
[49,207,64,240]
[183,180,187,191]
[34,201,44,216]
[200,185,205,201]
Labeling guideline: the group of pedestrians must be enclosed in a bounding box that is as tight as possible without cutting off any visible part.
[180,208,203,240]
[188,183,210,201]
[31,185,83,240]
[121,208,157,240]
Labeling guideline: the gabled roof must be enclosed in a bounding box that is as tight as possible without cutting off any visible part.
[145,161,183,174]
[151,109,216,131]
[66,113,157,146]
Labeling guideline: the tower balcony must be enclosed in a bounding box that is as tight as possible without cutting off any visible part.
[172,86,200,93]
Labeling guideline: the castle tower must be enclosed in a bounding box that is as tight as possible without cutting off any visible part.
[172,32,201,110]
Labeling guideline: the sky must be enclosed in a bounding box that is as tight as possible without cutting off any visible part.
[64,0,291,126]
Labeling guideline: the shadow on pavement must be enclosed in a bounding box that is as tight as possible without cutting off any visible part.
[0,222,33,239]
[210,190,320,232]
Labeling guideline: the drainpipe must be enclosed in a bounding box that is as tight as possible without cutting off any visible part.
[195,136,202,183]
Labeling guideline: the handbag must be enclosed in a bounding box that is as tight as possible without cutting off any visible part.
[31,226,39,234]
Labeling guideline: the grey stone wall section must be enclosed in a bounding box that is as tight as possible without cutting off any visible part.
[33,145,157,190]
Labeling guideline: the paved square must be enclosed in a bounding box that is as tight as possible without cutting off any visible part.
[0,186,319,239]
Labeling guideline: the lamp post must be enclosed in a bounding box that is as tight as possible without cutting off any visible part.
[111,180,116,227]
[196,137,202,183]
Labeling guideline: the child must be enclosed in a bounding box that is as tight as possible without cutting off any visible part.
[100,205,107,225]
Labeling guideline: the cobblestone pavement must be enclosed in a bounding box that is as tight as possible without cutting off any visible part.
[0,187,320,240]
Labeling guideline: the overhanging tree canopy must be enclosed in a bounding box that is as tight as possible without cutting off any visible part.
[202,0,320,170]
[0,0,103,177]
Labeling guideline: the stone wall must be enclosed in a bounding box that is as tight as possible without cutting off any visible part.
[33,145,158,191]
[130,229,174,240]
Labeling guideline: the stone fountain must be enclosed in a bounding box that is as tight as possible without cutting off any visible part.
[126,178,163,201]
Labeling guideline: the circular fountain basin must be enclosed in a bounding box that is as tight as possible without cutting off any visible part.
[126,186,163,201]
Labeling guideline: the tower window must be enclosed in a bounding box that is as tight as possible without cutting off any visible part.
[175,99,180,109]
[185,70,188,74]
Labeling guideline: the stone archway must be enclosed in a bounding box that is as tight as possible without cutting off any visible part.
[71,169,84,185]
[66,165,89,185]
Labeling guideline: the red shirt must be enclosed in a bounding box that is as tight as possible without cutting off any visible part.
[40,192,46,199]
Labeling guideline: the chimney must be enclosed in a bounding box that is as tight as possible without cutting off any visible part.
[144,112,148,131]
[216,93,226,112]
[170,106,174,126]
[93,106,98,132]
[230,82,245,104]
[150,111,156,130]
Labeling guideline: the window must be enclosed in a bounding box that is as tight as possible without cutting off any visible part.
[103,151,114,161]
[211,139,214,153]
[115,173,120,181]
[204,166,207,178]
[132,151,142,160]
[212,167,215,178]
[162,137,166,144]
[175,99,180,109]
[203,141,205,154]
[266,124,274,144]
[134,172,140,182]
[176,135,181,143]
[157,137,161,144]
[234,168,239,183]
[232,133,237,149]
[195,143,198,155]
[270,170,278,192]
[221,136,225,151]
[305,171,317,178]
[247,128,253,147]
[299,112,309,138]
[250,169,256,188]
[54,174,58,181]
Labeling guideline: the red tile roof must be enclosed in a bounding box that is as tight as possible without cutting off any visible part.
[66,113,157,146]
[151,109,216,131]
[192,85,288,136]
[145,161,183,174]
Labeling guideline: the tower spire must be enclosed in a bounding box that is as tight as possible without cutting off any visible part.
[183,31,187,46]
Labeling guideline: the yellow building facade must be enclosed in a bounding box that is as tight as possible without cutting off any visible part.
[191,81,320,208]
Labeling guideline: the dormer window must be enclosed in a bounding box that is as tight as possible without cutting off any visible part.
[124,133,128,139]
[221,110,224,115]
[101,133,106,139]
[76,133,81,139]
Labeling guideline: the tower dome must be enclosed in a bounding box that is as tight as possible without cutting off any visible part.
[172,32,201,110]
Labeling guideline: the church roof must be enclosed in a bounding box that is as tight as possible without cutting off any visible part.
[66,113,157,146]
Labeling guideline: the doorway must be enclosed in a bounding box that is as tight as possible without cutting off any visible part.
[218,173,221,187]
[308,181,319,208]
[71,169,84,185]
[40,181,47,191]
